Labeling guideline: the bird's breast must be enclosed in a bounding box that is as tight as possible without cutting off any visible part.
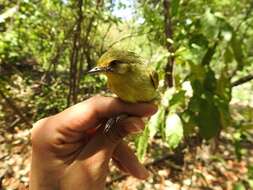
[106,72,158,103]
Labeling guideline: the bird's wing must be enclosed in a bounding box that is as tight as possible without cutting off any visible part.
[149,70,159,89]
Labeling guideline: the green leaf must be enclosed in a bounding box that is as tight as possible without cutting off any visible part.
[136,126,150,161]
[148,107,165,138]
[161,88,174,107]
[165,113,184,149]
[247,164,253,178]
[224,47,233,63]
[191,79,204,96]
[203,68,216,93]
[197,98,221,139]
[233,182,246,190]
[216,71,231,128]
[189,34,209,49]
[169,90,186,111]
[248,180,253,189]
[231,33,244,70]
[201,42,218,66]
[202,9,219,39]
[219,18,234,42]
[171,0,180,17]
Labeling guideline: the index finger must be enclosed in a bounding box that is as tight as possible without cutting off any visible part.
[53,95,157,132]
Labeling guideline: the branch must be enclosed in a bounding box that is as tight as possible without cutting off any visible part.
[163,0,174,87]
[231,73,253,87]
[107,31,147,50]
[67,0,84,106]
[100,23,113,54]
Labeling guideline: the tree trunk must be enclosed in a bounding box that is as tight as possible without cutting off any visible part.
[67,0,83,106]
[163,0,174,87]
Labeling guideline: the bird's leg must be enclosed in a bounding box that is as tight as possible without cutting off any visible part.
[103,115,128,143]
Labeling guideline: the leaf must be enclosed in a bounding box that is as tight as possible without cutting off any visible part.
[191,79,204,96]
[161,88,174,107]
[197,98,221,139]
[248,164,253,178]
[189,34,209,49]
[148,107,165,138]
[136,126,150,161]
[165,113,183,149]
[233,182,246,190]
[203,68,216,93]
[216,71,231,128]
[201,42,218,66]
[224,47,233,63]
[202,9,219,39]
[169,90,186,111]
[171,0,180,17]
[219,18,234,42]
[248,180,253,189]
[231,33,244,70]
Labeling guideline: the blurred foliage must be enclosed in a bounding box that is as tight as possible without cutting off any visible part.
[136,0,253,158]
[0,0,253,173]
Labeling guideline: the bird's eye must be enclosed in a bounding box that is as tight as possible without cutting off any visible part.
[109,60,122,67]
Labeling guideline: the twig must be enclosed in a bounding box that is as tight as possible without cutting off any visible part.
[107,31,147,49]
[231,73,253,87]
[145,154,182,170]
[10,117,21,128]
[100,23,113,53]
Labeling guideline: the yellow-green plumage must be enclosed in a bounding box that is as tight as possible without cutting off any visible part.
[91,49,159,103]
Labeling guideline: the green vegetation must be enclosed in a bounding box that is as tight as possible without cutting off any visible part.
[0,0,253,189]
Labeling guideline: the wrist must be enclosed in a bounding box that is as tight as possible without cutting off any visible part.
[29,152,60,190]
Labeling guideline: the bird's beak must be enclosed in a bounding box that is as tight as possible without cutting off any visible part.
[88,66,113,74]
[88,66,107,74]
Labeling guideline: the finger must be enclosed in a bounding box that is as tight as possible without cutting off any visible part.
[53,95,157,132]
[76,117,145,164]
[112,158,129,173]
[62,118,144,190]
[113,142,149,179]
[103,116,145,143]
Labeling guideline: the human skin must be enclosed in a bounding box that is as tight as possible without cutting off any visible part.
[30,96,157,190]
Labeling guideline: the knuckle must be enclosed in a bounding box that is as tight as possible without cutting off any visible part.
[31,116,52,146]
[90,94,104,101]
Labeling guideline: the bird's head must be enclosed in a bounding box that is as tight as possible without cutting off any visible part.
[88,49,142,75]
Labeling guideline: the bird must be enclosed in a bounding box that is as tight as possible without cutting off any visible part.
[88,49,159,103]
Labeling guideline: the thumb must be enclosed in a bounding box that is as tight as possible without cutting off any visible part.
[76,116,144,165]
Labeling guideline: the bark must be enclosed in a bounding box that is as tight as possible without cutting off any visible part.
[163,0,174,87]
[231,73,253,87]
[67,0,83,106]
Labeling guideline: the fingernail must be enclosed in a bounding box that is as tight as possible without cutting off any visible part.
[136,165,150,179]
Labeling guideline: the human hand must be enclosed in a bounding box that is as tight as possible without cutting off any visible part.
[30,96,157,190]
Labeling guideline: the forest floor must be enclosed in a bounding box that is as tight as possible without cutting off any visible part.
[0,105,252,190]
[1,130,252,190]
